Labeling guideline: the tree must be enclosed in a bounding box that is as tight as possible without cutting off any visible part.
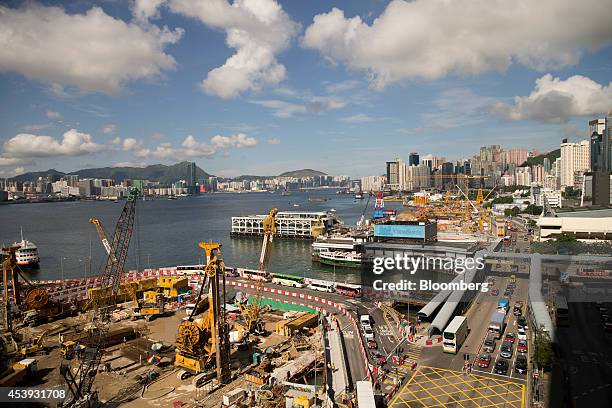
[533,329,552,371]
[504,206,520,217]
[555,233,577,242]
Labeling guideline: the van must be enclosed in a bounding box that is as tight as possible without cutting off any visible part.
[360,315,372,328]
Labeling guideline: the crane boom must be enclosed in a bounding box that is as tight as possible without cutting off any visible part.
[60,188,139,407]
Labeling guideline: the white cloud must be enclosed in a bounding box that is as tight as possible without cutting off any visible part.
[134,133,258,161]
[102,124,116,134]
[302,0,612,89]
[132,0,167,23]
[0,167,25,178]
[112,161,147,168]
[250,99,307,118]
[23,123,51,132]
[493,74,612,122]
[3,129,106,158]
[0,157,25,166]
[326,80,360,93]
[0,3,183,94]
[267,138,281,145]
[168,0,300,98]
[251,96,346,118]
[340,113,374,123]
[46,110,61,119]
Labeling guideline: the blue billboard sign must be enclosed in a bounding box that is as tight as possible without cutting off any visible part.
[374,224,426,239]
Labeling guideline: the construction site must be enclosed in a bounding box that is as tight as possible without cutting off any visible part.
[1,192,336,408]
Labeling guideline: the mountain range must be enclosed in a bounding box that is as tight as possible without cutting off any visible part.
[10,164,328,184]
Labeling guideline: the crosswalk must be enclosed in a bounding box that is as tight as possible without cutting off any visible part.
[382,344,423,389]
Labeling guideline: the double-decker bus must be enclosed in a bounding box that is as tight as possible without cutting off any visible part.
[272,273,305,288]
[238,268,272,282]
[334,283,362,297]
[443,316,468,354]
[554,295,569,326]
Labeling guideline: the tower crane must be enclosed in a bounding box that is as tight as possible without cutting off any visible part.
[60,188,139,407]
[240,207,277,333]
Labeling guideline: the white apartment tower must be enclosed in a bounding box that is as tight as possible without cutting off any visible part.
[560,140,590,188]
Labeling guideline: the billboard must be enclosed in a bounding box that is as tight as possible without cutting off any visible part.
[374,224,426,239]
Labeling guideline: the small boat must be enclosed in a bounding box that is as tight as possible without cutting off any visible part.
[318,251,363,268]
[354,193,364,199]
[293,203,300,207]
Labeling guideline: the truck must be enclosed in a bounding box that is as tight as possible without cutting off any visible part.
[488,312,506,339]
[497,298,509,313]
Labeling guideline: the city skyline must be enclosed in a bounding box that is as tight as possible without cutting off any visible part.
[1,0,611,178]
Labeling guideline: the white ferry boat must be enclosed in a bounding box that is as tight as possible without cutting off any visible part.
[318,251,363,268]
[311,230,371,267]
[13,228,40,267]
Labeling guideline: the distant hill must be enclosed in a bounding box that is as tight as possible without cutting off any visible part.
[12,162,210,185]
[521,149,560,167]
[278,169,327,177]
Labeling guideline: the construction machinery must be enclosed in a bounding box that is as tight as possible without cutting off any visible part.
[175,243,230,384]
[60,187,138,407]
[239,207,277,334]
[20,328,50,357]
[133,290,164,321]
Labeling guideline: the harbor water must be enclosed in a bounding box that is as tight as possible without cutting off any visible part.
[0,190,403,283]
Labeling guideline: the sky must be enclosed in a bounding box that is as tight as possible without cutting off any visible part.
[0,0,611,178]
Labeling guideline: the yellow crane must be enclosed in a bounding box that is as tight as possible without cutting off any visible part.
[20,328,50,356]
[240,208,277,334]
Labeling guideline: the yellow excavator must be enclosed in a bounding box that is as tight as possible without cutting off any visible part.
[239,207,277,334]
[20,328,50,356]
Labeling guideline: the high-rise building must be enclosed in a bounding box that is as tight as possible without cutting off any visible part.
[386,159,402,191]
[66,174,79,187]
[408,152,420,166]
[401,164,430,191]
[590,116,611,205]
[503,148,529,166]
[532,164,544,186]
[515,167,532,186]
[543,157,551,174]
[361,175,386,192]
[560,139,590,188]
[187,162,197,193]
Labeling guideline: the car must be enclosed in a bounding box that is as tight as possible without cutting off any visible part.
[517,339,528,353]
[504,333,516,343]
[491,289,499,296]
[517,316,527,329]
[500,341,514,358]
[483,336,496,353]
[478,353,492,368]
[371,350,386,365]
[364,327,375,340]
[605,322,612,333]
[513,306,522,316]
[601,313,609,323]
[367,340,378,349]
[507,282,516,289]
[504,290,513,298]
[494,359,509,374]
[517,327,527,341]
[515,355,528,374]
[598,306,608,314]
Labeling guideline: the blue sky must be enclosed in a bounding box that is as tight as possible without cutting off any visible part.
[1,0,611,178]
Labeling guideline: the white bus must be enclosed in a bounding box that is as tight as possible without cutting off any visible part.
[271,273,305,288]
[176,264,206,275]
[356,381,376,408]
[308,279,334,293]
[238,268,272,282]
[443,316,469,354]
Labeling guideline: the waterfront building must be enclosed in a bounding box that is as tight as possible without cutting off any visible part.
[231,211,339,238]
[537,207,612,241]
